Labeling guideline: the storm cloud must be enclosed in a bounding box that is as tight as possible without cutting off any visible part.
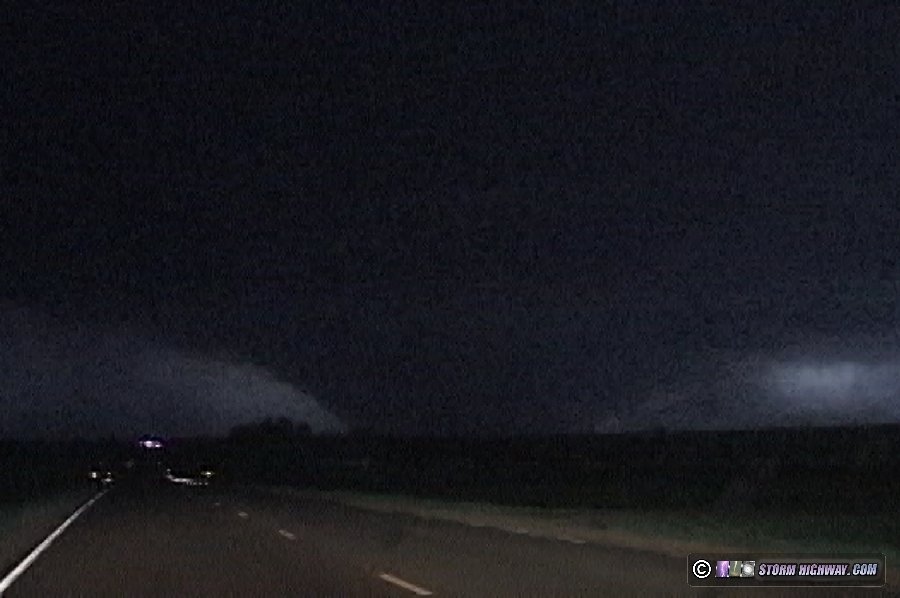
[0,304,345,439]
[600,339,900,433]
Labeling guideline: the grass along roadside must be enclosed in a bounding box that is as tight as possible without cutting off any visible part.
[269,487,899,586]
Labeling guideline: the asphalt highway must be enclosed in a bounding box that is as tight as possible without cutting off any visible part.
[0,480,891,597]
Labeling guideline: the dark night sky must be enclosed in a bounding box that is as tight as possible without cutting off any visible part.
[2,3,900,437]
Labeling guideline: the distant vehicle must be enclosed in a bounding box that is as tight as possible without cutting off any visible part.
[138,436,165,449]
[164,466,215,487]
[89,468,115,485]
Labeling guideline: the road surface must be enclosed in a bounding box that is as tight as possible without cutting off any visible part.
[0,481,890,596]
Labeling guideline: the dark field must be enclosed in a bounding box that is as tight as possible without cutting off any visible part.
[164,423,900,514]
[4,424,898,513]
[208,423,900,570]
[0,440,126,503]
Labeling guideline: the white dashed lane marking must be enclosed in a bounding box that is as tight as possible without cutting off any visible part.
[237,511,249,519]
[557,536,586,544]
[378,573,434,596]
[278,529,297,540]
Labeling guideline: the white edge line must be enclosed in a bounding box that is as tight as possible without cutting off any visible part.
[0,489,108,594]
[278,529,296,540]
[378,573,433,596]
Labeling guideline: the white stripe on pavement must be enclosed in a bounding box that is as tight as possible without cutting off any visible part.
[378,573,433,596]
[558,535,586,544]
[0,489,108,594]
[277,529,296,540]
[237,511,249,519]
